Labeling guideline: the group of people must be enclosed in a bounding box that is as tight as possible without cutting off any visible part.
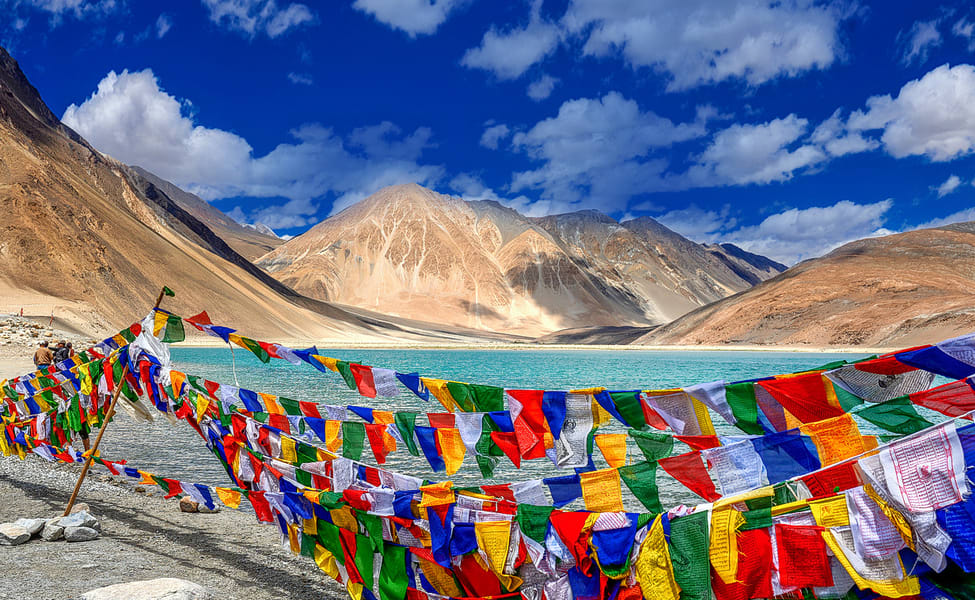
[32,339,75,369]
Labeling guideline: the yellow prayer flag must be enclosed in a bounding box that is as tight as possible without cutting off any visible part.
[302,514,318,536]
[800,413,866,466]
[287,524,301,555]
[153,311,168,337]
[436,428,466,475]
[325,420,342,453]
[169,370,186,398]
[580,468,625,512]
[330,507,359,532]
[474,520,511,575]
[864,484,914,549]
[822,529,920,597]
[260,393,284,415]
[714,485,773,509]
[311,355,339,372]
[216,487,242,509]
[280,435,297,464]
[419,481,455,507]
[691,397,717,436]
[373,410,394,425]
[594,433,628,468]
[421,378,457,412]
[79,364,93,396]
[635,515,681,600]
[195,393,209,424]
[809,495,849,528]
[346,582,364,600]
[314,543,339,579]
[709,509,744,584]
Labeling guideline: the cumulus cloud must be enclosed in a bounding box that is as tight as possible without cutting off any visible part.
[561,0,847,91]
[900,20,942,65]
[286,72,313,85]
[655,205,736,242]
[155,13,172,39]
[527,74,558,101]
[479,124,510,149]
[723,200,895,264]
[848,64,975,162]
[914,207,975,229]
[935,174,963,197]
[953,18,975,51]
[447,173,536,214]
[462,0,560,80]
[8,0,120,22]
[61,69,443,229]
[202,0,314,38]
[810,109,879,157]
[506,91,705,213]
[352,0,463,37]
[684,115,827,186]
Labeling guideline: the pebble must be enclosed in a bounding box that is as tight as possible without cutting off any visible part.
[64,526,99,542]
[0,523,30,546]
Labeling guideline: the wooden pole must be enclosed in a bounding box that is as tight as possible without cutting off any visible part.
[62,287,168,516]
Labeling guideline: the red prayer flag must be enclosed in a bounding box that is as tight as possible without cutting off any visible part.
[490,431,522,468]
[775,524,833,589]
[675,435,721,450]
[759,373,844,424]
[658,451,720,501]
[712,528,774,600]
[480,484,516,502]
[365,423,390,464]
[247,491,274,522]
[349,363,377,398]
[427,413,456,429]
[550,510,592,572]
[800,461,861,498]
[507,389,549,459]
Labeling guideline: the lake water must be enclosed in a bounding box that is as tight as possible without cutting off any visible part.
[98,347,869,510]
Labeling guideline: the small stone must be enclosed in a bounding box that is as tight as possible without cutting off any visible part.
[197,504,221,514]
[80,578,212,600]
[179,497,199,513]
[14,518,46,536]
[134,486,146,493]
[70,502,91,514]
[0,523,31,546]
[64,526,99,542]
[57,510,99,531]
[41,521,64,541]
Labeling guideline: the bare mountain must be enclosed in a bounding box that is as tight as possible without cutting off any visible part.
[128,166,283,261]
[639,224,975,347]
[257,184,785,336]
[0,46,471,343]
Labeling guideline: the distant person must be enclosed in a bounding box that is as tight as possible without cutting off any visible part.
[33,341,53,369]
[53,340,68,363]
[66,342,75,358]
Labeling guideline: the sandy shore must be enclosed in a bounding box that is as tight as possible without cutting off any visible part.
[0,455,343,599]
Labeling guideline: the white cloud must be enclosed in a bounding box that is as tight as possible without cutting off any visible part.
[62,69,443,228]
[287,72,313,85]
[155,13,172,39]
[901,20,942,65]
[507,91,705,212]
[810,108,879,157]
[9,0,120,22]
[462,0,560,80]
[202,0,314,38]
[352,0,462,37]
[527,74,558,101]
[447,173,536,214]
[953,18,975,51]
[848,64,975,162]
[725,200,895,264]
[562,0,847,91]
[655,205,736,242]
[936,174,963,197]
[684,115,827,186]
[914,207,975,229]
[479,124,510,149]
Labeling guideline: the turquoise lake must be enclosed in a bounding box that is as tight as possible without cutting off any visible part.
[98,347,871,510]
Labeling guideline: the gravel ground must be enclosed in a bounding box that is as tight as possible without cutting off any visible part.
[0,455,344,599]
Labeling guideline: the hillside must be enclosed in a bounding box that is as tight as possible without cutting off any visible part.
[257,184,785,336]
[638,224,975,347]
[0,46,456,343]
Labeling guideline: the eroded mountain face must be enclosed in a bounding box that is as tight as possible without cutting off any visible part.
[258,184,784,336]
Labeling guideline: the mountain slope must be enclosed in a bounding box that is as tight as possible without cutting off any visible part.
[0,46,438,343]
[257,184,785,336]
[128,166,283,261]
[638,225,975,347]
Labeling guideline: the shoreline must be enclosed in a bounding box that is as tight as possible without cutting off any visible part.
[0,454,341,599]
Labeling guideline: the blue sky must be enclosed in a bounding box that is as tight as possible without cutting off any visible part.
[3,0,975,264]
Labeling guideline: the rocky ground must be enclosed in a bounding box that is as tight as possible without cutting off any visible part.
[0,455,342,599]
[0,314,101,378]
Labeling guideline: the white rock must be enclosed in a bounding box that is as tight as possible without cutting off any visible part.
[0,523,31,546]
[64,526,99,542]
[179,497,199,513]
[79,578,212,600]
[41,521,64,541]
[70,502,91,514]
[14,518,46,536]
[57,510,99,531]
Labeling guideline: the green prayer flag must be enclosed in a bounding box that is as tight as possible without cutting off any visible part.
[724,382,764,435]
[296,442,318,466]
[619,461,662,513]
[740,507,773,530]
[833,384,864,411]
[470,384,504,412]
[517,504,554,544]
[669,510,711,600]
[336,361,358,390]
[628,429,674,462]
[317,521,345,564]
[239,337,270,363]
[161,315,185,343]
[295,467,312,487]
[342,421,365,460]
[445,381,477,412]
[354,532,375,588]
[278,397,303,416]
[394,412,420,456]
[609,391,648,429]
[379,543,408,600]
[299,530,317,558]
[356,510,384,552]
[162,286,175,297]
[856,396,933,434]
